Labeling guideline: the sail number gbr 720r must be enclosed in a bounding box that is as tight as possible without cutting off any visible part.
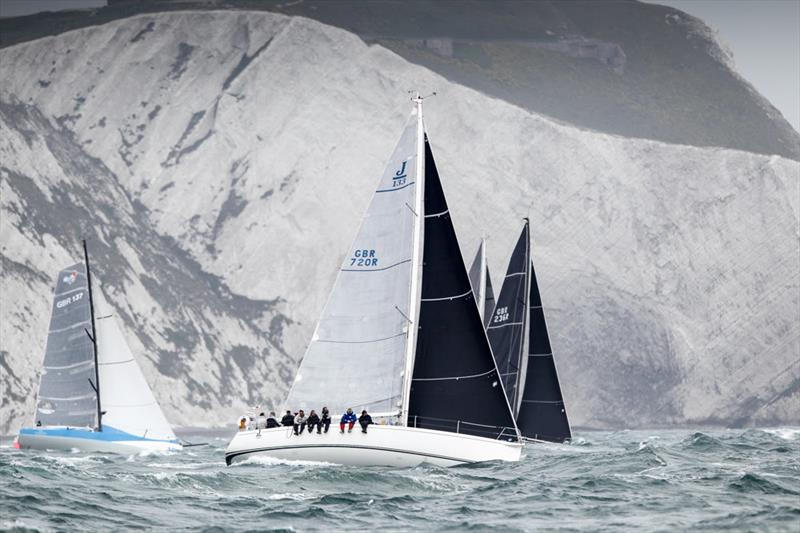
[350,249,378,267]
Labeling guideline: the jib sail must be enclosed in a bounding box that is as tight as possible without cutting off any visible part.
[516,258,572,442]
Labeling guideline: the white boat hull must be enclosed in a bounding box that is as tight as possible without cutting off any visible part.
[17,427,181,454]
[225,424,522,467]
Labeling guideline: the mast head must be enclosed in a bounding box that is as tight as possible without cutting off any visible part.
[408,90,436,111]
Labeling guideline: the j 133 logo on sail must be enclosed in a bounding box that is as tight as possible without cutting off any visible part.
[392,161,408,187]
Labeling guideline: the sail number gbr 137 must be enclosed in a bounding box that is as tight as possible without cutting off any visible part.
[350,249,378,267]
[56,291,84,309]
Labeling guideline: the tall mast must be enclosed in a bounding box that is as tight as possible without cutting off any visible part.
[401,93,426,425]
[83,239,102,431]
[514,219,532,415]
[479,237,487,322]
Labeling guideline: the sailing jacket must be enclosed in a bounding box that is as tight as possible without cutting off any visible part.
[306,413,320,425]
[321,409,331,421]
[281,413,295,426]
[266,417,279,428]
[341,412,357,424]
[294,414,307,425]
[359,413,373,426]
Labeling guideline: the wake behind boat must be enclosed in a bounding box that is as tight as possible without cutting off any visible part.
[16,241,180,454]
[226,96,522,467]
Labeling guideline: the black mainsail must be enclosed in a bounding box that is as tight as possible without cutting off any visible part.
[407,137,518,441]
[34,263,98,428]
[486,222,530,411]
[489,220,572,443]
[516,259,572,442]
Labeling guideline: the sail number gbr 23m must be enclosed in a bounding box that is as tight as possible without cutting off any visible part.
[350,249,378,267]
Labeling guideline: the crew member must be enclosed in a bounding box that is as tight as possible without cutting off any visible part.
[340,408,357,433]
[281,410,295,427]
[266,412,279,428]
[306,410,320,434]
[293,409,308,435]
[320,407,331,434]
[359,410,373,434]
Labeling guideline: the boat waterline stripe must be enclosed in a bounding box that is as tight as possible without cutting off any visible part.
[317,331,407,345]
[424,209,449,218]
[412,368,494,382]
[19,426,179,444]
[376,181,416,193]
[521,400,564,404]
[420,289,472,302]
[99,359,135,366]
[342,258,411,272]
[226,444,475,466]
[487,321,523,330]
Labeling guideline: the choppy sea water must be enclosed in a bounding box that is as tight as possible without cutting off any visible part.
[1,428,798,532]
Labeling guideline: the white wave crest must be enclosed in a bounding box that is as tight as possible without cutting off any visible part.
[762,428,800,440]
[235,455,335,467]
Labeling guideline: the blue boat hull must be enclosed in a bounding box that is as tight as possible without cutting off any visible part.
[17,426,181,453]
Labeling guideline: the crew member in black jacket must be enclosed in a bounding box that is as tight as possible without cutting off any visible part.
[359,410,373,434]
[266,412,279,428]
[306,410,321,434]
[280,410,295,427]
[320,407,332,434]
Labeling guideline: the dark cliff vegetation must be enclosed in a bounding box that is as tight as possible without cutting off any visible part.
[1,0,797,160]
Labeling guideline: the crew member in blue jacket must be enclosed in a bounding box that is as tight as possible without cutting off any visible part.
[340,408,357,433]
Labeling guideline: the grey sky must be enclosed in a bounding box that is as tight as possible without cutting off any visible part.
[2,0,798,132]
[646,0,800,133]
[0,0,106,18]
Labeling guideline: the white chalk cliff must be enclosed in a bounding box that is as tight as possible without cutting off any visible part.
[1,11,797,434]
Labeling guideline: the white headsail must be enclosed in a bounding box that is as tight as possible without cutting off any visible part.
[94,291,177,441]
[285,115,421,417]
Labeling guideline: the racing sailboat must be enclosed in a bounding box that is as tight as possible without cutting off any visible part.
[225,96,522,467]
[16,241,180,453]
[469,238,495,327]
[487,220,571,443]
